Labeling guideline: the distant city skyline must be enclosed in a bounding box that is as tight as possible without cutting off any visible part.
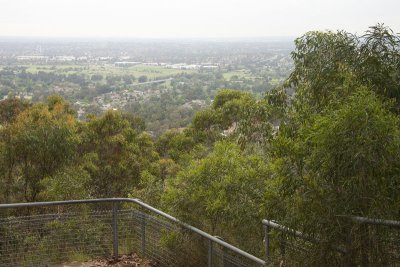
[0,0,399,38]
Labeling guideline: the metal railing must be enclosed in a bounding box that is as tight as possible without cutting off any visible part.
[262,219,333,266]
[262,217,400,267]
[0,198,266,267]
[346,216,400,267]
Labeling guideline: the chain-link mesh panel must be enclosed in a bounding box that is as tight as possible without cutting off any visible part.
[263,219,400,267]
[350,223,400,267]
[0,201,266,267]
[264,230,319,267]
[212,244,265,267]
[117,208,208,267]
[0,209,114,266]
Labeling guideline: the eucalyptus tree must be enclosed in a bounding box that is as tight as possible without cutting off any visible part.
[163,141,267,253]
[264,24,400,265]
[79,110,159,198]
[4,96,78,202]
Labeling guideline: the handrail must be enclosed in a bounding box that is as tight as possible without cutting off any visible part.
[347,216,400,228]
[262,219,316,242]
[262,219,346,254]
[0,198,266,266]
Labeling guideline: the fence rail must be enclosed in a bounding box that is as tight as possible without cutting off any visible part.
[0,198,266,267]
[262,217,400,267]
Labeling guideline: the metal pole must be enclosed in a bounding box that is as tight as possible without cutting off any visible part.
[264,224,270,259]
[361,224,369,267]
[345,226,353,267]
[208,239,213,267]
[280,232,285,256]
[223,245,228,267]
[279,232,286,266]
[141,211,146,256]
[216,236,228,267]
[112,202,118,261]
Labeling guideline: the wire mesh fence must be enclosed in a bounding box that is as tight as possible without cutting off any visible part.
[262,217,400,267]
[262,220,330,266]
[212,244,265,267]
[0,207,114,266]
[0,198,266,267]
[348,217,400,267]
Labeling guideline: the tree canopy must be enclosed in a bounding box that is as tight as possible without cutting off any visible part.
[0,24,399,266]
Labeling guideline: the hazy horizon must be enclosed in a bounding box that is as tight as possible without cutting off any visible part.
[0,36,297,43]
[0,0,399,39]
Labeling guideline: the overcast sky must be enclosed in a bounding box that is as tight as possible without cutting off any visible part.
[0,0,398,38]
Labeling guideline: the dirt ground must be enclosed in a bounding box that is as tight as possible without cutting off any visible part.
[52,254,153,267]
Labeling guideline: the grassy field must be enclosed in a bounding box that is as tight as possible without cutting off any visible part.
[17,64,262,82]
[21,64,196,80]
[223,69,252,80]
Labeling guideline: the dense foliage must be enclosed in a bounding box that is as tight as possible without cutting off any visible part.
[0,24,399,266]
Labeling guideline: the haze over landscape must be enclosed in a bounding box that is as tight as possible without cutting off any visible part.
[1,0,399,38]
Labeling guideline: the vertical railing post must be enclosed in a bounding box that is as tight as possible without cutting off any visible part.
[264,224,270,260]
[208,239,213,267]
[141,211,146,256]
[223,246,227,267]
[361,224,369,267]
[216,236,228,267]
[345,225,353,267]
[280,232,286,265]
[112,201,119,261]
